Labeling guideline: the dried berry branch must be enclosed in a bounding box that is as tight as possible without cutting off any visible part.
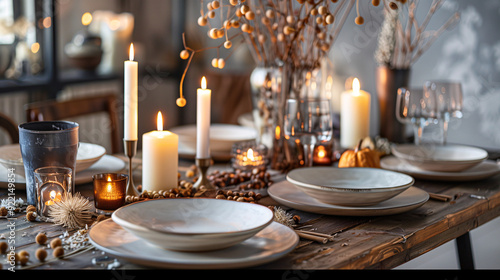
[177,0,385,107]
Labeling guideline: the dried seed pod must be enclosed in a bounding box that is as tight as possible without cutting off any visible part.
[211,1,220,9]
[176,97,186,107]
[35,248,47,262]
[207,10,216,19]
[245,11,255,20]
[318,6,328,15]
[53,246,64,258]
[265,9,275,18]
[180,50,189,60]
[240,5,250,14]
[372,0,380,6]
[325,14,334,24]
[26,205,36,213]
[36,232,48,245]
[197,16,207,26]
[355,16,364,25]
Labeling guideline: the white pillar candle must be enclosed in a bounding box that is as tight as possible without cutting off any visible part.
[124,43,138,140]
[142,112,179,191]
[340,78,371,149]
[196,76,211,159]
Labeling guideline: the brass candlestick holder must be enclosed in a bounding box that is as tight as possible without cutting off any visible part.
[123,140,140,196]
[193,157,214,190]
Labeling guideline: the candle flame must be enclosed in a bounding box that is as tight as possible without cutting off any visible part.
[352,78,360,93]
[129,43,134,61]
[107,175,112,182]
[81,12,92,26]
[247,148,254,160]
[275,126,281,140]
[317,146,326,158]
[157,111,163,131]
[50,190,56,200]
[201,76,207,89]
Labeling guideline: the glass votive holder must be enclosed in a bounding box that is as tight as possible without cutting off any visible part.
[93,173,128,215]
[34,166,73,217]
[231,141,268,171]
[313,143,334,166]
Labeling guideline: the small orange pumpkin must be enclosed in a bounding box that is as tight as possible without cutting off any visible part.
[338,140,381,168]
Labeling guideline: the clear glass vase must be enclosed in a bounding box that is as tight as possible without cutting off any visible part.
[250,63,322,171]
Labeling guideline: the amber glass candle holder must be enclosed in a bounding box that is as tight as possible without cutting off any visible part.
[93,173,128,215]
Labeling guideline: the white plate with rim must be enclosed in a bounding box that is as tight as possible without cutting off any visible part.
[391,144,488,172]
[286,167,414,206]
[381,156,500,181]
[111,198,274,252]
[89,219,298,269]
[171,124,257,154]
[268,181,429,216]
[0,142,106,177]
[0,154,125,189]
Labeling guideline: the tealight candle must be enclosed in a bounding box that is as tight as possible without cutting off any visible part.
[340,78,371,149]
[93,173,127,214]
[313,145,333,166]
[34,166,72,217]
[232,142,267,171]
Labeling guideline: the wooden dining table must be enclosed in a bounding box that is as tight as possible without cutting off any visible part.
[1,151,499,272]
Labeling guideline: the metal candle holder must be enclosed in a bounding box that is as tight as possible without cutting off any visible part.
[123,140,140,196]
[193,158,214,190]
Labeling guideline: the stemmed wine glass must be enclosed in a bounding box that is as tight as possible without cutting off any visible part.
[284,98,333,167]
[424,81,463,145]
[396,87,438,145]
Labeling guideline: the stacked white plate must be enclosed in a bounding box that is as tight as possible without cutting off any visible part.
[286,167,414,207]
[381,144,500,181]
[88,198,299,269]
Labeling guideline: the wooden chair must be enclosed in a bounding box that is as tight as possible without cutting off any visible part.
[25,93,121,154]
[0,112,19,143]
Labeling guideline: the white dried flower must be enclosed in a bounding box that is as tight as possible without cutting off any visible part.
[374,9,398,66]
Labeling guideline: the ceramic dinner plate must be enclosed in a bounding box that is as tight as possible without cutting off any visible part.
[381,156,500,181]
[89,219,299,269]
[0,155,126,189]
[268,181,429,216]
[391,144,488,172]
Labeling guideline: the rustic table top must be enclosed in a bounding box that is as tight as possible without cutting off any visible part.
[1,156,499,272]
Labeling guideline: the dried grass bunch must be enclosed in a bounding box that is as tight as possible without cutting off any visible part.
[374,0,460,69]
[176,0,383,107]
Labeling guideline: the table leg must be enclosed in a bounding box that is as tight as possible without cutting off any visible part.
[455,232,475,270]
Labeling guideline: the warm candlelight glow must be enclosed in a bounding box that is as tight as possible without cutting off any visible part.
[352,78,360,94]
[317,146,327,158]
[275,126,281,140]
[31,42,40,54]
[201,76,207,89]
[129,43,134,61]
[157,111,163,131]
[247,148,255,160]
[81,12,93,26]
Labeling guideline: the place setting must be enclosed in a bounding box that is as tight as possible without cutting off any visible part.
[380,82,500,181]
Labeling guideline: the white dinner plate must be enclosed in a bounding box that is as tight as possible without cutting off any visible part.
[268,181,429,216]
[381,156,500,182]
[391,144,488,172]
[0,155,126,189]
[89,219,299,269]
